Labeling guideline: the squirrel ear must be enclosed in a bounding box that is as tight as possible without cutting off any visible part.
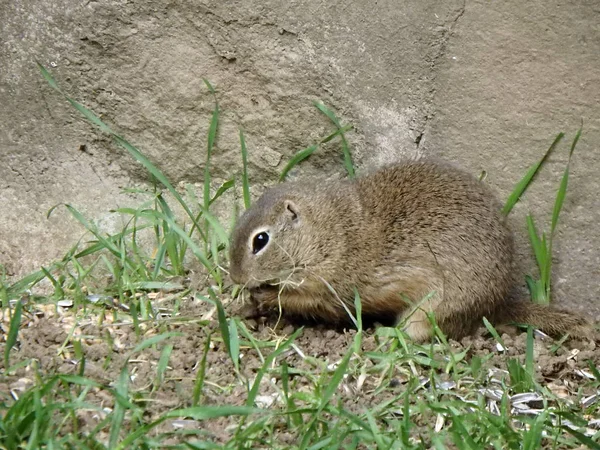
[283,200,300,224]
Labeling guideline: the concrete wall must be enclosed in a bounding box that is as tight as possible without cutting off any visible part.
[1,1,598,316]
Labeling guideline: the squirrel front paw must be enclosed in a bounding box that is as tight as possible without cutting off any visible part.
[250,285,281,307]
[235,286,281,320]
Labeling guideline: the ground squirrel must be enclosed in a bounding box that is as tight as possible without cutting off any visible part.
[229,159,591,341]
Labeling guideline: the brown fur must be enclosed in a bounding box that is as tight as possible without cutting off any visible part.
[229,159,593,342]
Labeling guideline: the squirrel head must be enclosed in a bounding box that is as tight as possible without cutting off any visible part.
[229,183,331,289]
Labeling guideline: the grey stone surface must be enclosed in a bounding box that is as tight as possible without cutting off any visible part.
[1,0,598,316]
[424,0,600,318]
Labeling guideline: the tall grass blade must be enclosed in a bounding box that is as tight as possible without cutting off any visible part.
[364,410,385,448]
[279,145,318,181]
[157,213,212,271]
[246,328,303,407]
[278,125,353,181]
[109,365,130,449]
[130,332,183,355]
[40,267,64,298]
[523,410,547,450]
[211,290,231,358]
[482,317,505,350]
[112,136,204,239]
[228,318,240,372]
[155,344,173,388]
[525,326,534,376]
[27,380,43,450]
[550,127,581,236]
[7,267,59,299]
[164,405,260,420]
[204,86,219,213]
[449,413,479,449]
[38,64,205,242]
[192,332,212,406]
[115,406,260,450]
[314,101,355,177]
[239,129,252,209]
[502,132,565,216]
[209,179,235,207]
[203,81,220,259]
[300,347,353,449]
[525,215,545,274]
[562,427,600,450]
[4,300,23,369]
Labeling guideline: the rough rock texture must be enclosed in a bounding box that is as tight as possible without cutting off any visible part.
[1,1,599,315]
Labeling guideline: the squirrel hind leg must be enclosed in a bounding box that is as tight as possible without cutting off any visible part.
[398,307,478,342]
[500,301,594,339]
[400,309,433,342]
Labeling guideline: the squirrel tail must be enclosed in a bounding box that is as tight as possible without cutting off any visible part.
[498,301,593,339]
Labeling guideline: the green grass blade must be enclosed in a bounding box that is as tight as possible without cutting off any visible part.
[164,405,260,420]
[525,326,534,376]
[4,300,23,369]
[353,288,363,354]
[526,215,546,274]
[209,232,222,287]
[154,344,173,388]
[7,268,58,298]
[38,63,111,134]
[502,132,565,216]
[449,412,479,449]
[202,78,217,95]
[550,127,581,236]
[116,407,261,450]
[114,418,169,450]
[38,64,205,240]
[279,145,318,181]
[314,101,355,177]
[204,94,219,212]
[130,332,183,355]
[157,213,213,271]
[246,328,303,407]
[551,167,569,237]
[562,427,600,450]
[27,380,43,450]
[56,203,132,267]
[318,124,353,145]
[278,125,353,182]
[57,375,103,388]
[211,290,231,358]
[114,406,253,450]
[189,202,230,246]
[40,267,64,298]
[130,281,184,290]
[523,410,547,450]
[364,410,385,448]
[209,178,235,207]
[228,319,240,372]
[192,332,212,406]
[164,229,182,275]
[587,361,600,382]
[482,317,505,350]
[112,136,203,237]
[239,129,252,209]
[109,366,130,449]
[300,347,353,449]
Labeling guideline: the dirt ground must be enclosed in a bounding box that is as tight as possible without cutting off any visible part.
[3,289,600,446]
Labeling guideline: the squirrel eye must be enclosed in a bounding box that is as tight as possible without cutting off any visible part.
[252,232,270,254]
